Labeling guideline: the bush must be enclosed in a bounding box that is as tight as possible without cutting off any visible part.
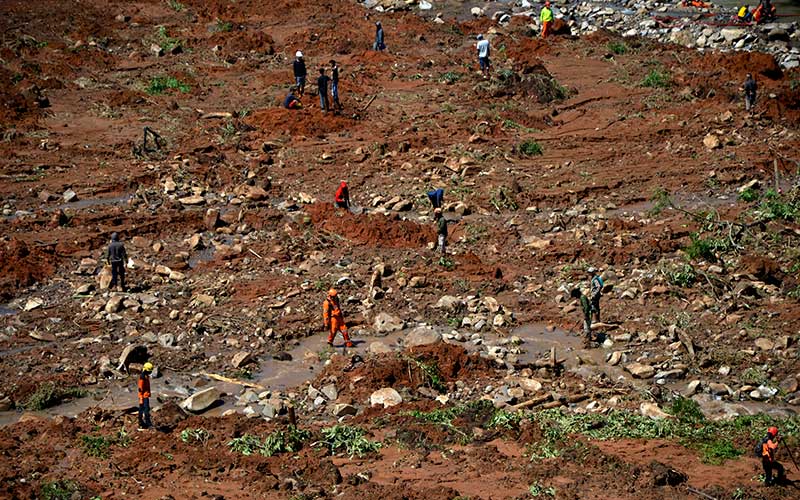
[683,233,728,262]
[439,71,462,84]
[228,426,311,457]
[661,263,696,288]
[756,189,798,222]
[22,383,85,411]
[607,41,628,55]
[641,68,670,88]
[215,19,233,32]
[40,480,80,500]
[146,76,190,95]
[519,140,543,156]
[81,435,112,458]
[321,425,381,458]
[180,428,210,445]
[738,187,758,202]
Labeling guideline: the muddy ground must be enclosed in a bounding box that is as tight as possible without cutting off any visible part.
[2,0,800,498]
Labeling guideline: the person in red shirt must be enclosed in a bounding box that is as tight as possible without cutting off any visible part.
[138,362,153,429]
[334,181,350,209]
[762,426,786,486]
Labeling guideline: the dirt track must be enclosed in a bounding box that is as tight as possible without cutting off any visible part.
[2,0,800,498]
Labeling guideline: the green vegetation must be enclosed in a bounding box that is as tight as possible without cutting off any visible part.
[683,233,729,262]
[529,482,556,497]
[519,140,543,156]
[403,355,446,392]
[502,119,538,133]
[180,428,210,445]
[146,76,190,95]
[40,480,80,500]
[490,186,519,211]
[22,382,85,411]
[738,187,758,202]
[228,426,311,456]
[607,41,628,55]
[155,26,182,53]
[641,68,670,88]
[755,188,799,222]
[321,425,381,457]
[166,0,185,11]
[81,435,113,458]
[404,400,518,443]
[439,71,462,84]
[660,262,696,288]
[488,409,522,430]
[215,19,234,32]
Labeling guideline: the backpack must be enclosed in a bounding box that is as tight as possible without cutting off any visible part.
[754,435,768,458]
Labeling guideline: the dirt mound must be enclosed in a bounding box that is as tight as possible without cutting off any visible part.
[505,37,551,64]
[246,107,353,137]
[694,51,783,80]
[306,202,433,248]
[0,238,56,301]
[208,30,275,54]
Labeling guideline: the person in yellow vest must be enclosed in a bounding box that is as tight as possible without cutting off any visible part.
[737,5,753,22]
[540,1,554,39]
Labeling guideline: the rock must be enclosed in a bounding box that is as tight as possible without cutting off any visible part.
[373,312,404,334]
[75,283,94,295]
[391,199,413,211]
[625,362,655,379]
[518,378,543,393]
[419,0,432,9]
[168,270,186,281]
[180,387,221,413]
[104,295,123,314]
[405,327,442,347]
[332,403,357,417]
[755,338,774,351]
[654,369,685,380]
[150,43,164,57]
[163,177,176,193]
[244,186,268,201]
[187,233,203,250]
[408,276,426,288]
[321,384,338,401]
[708,382,732,396]
[607,351,622,366]
[204,208,220,230]
[23,297,44,311]
[640,402,673,420]
[158,333,175,347]
[155,265,172,276]
[262,402,278,419]
[368,342,392,354]
[370,387,403,408]
[231,351,252,368]
[434,295,463,312]
[117,344,148,371]
[178,195,205,206]
[720,27,745,42]
[470,6,484,17]
[780,377,798,394]
[98,266,113,290]
[703,134,721,150]
[273,351,292,361]
[684,380,701,396]
[62,189,78,203]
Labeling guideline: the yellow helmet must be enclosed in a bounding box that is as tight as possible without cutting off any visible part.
[143,362,154,372]
[328,288,338,297]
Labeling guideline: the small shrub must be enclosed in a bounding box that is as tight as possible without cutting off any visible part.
[321,425,381,458]
[439,71,462,84]
[40,480,80,500]
[228,434,263,456]
[756,188,798,222]
[684,233,720,262]
[166,0,184,11]
[668,397,705,425]
[146,76,190,95]
[22,383,85,410]
[641,68,670,88]
[700,440,741,464]
[81,435,113,458]
[180,428,210,445]
[261,426,311,456]
[519,140,543,156]
[661,263,696,288]
[607,41,628,55]
[738,187,758,202]
[404,355,446,392]
[488,409,522,430]
[529,481,556,497]
[155,26,182,53]
[215,19,234,32]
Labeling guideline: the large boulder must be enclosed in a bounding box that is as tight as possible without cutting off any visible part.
[180,387,221,413]
[370,388,403,408]
[404,326,442,347]
[373,312,404,334]
[625,362,655,379]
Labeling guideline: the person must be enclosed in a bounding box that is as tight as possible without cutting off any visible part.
[293,51,307,96]
[107,232,127,292]
[374,21,385,51]
[540,2,553,39]
[588,267,604,322]
[330,60,342,111]
[138,361,153,429]
[753,1,765,22]
[737,5,753,22]
[476,34,490,78]
[571,288,593,341]
[427,188,444,209]
[434,208,447,255]
[761,426,786,486]
[743,73,757,113]
[323,289,353,347]
[283,86,302,109]
[317,68,330,113]
[335,181,350,209]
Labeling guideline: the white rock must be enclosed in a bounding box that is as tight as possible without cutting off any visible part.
[373,312,404,333]
[405,326,442,347]
[640,402,673,420]
[180,387,221,413]
[370,387,403,408]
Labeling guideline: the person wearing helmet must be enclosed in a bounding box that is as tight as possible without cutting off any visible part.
[334,181,350,209]
[476,34,490,78]
[323,289,353,347]
[293,51,307,96]
[138,362,153,429]
[107,232,128,292]
[588,267,604,322]
[373,21,385,51]
[540,1,553,39]
[762,426,786,486]
[571,287,593,342]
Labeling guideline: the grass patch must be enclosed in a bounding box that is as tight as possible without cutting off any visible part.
[439,71,462,84]
[40,480,80,500]
[519,140,543,156]
[502,119,538,133]
[81,435,113,458]
[659,262,696,288]
[146,76,190,95]
[738,187,758,202]
[321,425,381,458]
[155,26,182,53]
[641,68,670,88]
[214,19,234,33]
[607,41,628,55]
[755,188,799,222]
[22,382,86,410]
[166,0,184,11]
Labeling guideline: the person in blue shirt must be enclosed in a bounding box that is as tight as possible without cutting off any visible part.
[374,21,385,51]
[283,87,302,109]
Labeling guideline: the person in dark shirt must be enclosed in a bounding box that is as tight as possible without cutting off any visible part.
[107,232,127,292]
[283,87,302,109]
[330,60,342,111]
[571,288,593,342]
[374,21,385,51]
[293,51,307,96]
[743,73,757,113]
[317,68,330,113]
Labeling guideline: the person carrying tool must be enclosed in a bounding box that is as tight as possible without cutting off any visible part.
[760,426,787,486]
[540,2,553,39]
[374,21,386,51]
[588,267,603,322]
[434,208,448,255]
[476,34,490,78]
[138,361,153,429]
[330,60,342,111]
[283,86,303,109]
[334,181,350,209]
[107,232,127,292]
[323,289,353,347]
[571,288,593,341]
[293,51,307,96]
[317,67,330,113]
[743,73,757,113]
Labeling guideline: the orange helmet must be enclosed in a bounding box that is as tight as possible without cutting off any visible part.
[328,288,337,297]
[768,426,779,436]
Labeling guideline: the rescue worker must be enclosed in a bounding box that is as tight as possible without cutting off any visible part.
[762,426,786,486]
[540,2,553,39]
[323,289,353,347]
[107,232,127,292]
[434,208,447,255]
[317,67,330,113]
[330,60,342,111]
[334,181,350,209]
[571,288,593,341]
[374,21,385,51]
[588,267,603,322]
[283,86,302,109]
[743,73,757,113]
[476,34,490,78]
[138,361,153,429]
[737,5,753,22]
[293,51,307,96]
[427,188,444,209]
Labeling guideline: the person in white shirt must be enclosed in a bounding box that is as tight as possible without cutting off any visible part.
[476,34,490,78]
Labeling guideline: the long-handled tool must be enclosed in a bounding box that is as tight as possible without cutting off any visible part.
[784,440,800,473]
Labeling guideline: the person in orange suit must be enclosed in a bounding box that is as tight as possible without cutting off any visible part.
[761,426,786,486]
[323,288,353,347]
[138,361,153,429]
